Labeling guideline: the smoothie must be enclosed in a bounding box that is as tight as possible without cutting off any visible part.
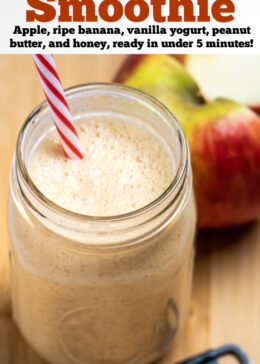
[8,84,196,364]
[30,114,175,216]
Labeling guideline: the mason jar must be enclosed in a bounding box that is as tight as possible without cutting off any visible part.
[8,83,196,364]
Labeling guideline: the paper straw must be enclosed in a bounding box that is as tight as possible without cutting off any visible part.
[33,54,84,160]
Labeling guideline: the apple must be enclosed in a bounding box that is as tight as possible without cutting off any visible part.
[182,55,260,114]
[114,55,260,229]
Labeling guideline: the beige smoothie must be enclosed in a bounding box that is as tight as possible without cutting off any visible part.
[30,115,175,216]
[8,84,196,364]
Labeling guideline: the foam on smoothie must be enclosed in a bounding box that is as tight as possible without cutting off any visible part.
[30,115,175,216]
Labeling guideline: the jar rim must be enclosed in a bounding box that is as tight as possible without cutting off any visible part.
[15,82,189,225]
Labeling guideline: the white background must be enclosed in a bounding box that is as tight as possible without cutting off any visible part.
[0,0,259,54]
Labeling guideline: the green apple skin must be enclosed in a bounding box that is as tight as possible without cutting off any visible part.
[114,55,260,228]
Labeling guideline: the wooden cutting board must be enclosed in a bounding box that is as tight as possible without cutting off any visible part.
[0,55,259,364]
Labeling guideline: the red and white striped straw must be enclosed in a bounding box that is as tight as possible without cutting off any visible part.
[33,54,84,160]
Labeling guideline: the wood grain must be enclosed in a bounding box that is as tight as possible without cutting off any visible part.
[0,55,259,364]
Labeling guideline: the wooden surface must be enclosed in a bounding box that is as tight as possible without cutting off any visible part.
[0,55,259,364]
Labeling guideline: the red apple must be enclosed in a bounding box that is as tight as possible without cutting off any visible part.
[114,55,260,228]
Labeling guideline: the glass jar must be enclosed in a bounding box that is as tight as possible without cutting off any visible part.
[8,83,196,364]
